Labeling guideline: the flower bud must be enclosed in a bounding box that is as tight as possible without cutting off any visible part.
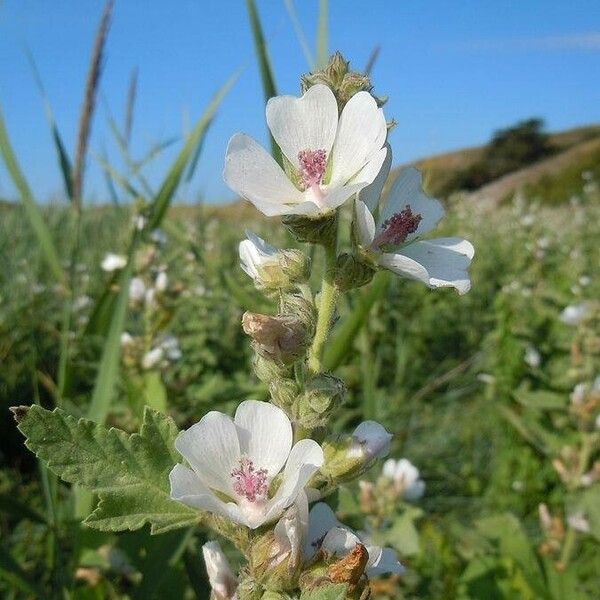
[269,378,300,411]
[282,212,337,246]
[334,253,376,291]
[242,312,310,365]
[240,232,310,290]
[296,374,346,429]
[301,51,382,112]
[202,541,238,600]
[252,355,291,383]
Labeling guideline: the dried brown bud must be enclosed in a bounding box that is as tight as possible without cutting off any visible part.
[327,543,369,585]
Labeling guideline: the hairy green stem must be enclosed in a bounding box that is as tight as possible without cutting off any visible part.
[308,236,338,374]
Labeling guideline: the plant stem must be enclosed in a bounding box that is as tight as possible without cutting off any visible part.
[308,234,338,374]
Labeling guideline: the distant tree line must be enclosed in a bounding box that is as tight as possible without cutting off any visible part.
[445,118,555,193]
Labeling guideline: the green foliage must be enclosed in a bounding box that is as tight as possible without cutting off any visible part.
[300,584,347,600]
[14,405,198,534]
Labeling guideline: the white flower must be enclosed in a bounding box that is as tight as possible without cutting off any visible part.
[73,295,92,311]
[129,277,146,302]
[567,512,590,534]
[202,541,238,600]
[160,335,182,361]
[382,458,425,501]
[101,253,127,272]
[571,383,587,406]
[142,347,163,369]
[150,228,167,245]
[155,271,168,292]
[579,275,591,287]
[524,346,541,369]
[239,231,279,282]
[120,332,134,347]
[304,503,403,577]
[145,288,156,310]
[354,161,474,294]
[595,414,600,430]
[169,400,324,529]
[560,303,589,326]
[223,84,388,217]
[348,421,392,462]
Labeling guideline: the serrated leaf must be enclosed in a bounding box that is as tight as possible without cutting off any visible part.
[300,583,348,600]
[15,405,198,534]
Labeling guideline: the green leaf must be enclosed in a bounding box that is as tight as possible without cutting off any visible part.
[300,583,348,600]
[15,404,198,534]
[382,506,424,556]
[0,106,65,284]
[513,388,566,411]
[0,546,43,597]
[568,486,600,543]
[245,0,282,165]
[148,72,238,229]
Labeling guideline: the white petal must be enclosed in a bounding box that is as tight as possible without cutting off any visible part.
[354,200,376,246]
[223,134,303,216]
[321,181,366,212]
[263,439,324,524]
[234,400,292,478]
[174,412,241,496]
[349,146,389,188]
[305,502,340,559]
[350,421,392,461]
[330,91,387,186]
[378,252,430,285]
[202,541,238,599]
[358,143,392,212]
[169,464,235,517]
[397,237,474,295]
[404,479,426,501]
[266,84,338,168]
[394,458,419,486]
[380,167,444,240]
[322,526,361,556]
[239,232,278,280]
[382,458,397,479]
[367,547,405,577]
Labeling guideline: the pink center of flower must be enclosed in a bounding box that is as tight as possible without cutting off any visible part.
[372,205,422,248]
[231,457,268,503]
[298,149,327,203]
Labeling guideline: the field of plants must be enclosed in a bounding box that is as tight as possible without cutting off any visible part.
[1,2,599,599]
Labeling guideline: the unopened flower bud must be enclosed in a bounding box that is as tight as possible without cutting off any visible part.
[269,378,300,411]
[334,253,375,291]
[252,355,291,383]
[202,541,238,600]
[301,51,383,112]
[282,212,337,246]
[242,312,310,365]
[296,374,346,429]
[239,232,310,290]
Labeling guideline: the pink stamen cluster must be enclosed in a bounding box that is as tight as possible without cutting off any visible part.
[231,457,268,503]
[298,149,327,191]
[372,205,422,248]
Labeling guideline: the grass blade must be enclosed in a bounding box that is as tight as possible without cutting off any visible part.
[324,271,389,371]
[364,45,380,76]
[124,66,138,148]
[87,234,139,424]
[283,0,315,68]
[0,108,64,284]
[147,71,238,229]
[316,0,329,68]
[25,47,74,201]
[245,0,282,164]
[72,0,113,209]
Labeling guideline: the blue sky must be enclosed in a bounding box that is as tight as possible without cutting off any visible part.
[0,0,598,204]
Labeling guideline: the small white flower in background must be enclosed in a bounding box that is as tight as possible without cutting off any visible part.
[567,512,590,534]
[73,295,91,312]
[560,303,590,326]
[570,383,587,406]
[354,156,474,295]
[101,253,127,272]
[524,345,541,369]
[142,347,163,370]
[304,503,404,577]
[520,214,535,227]
[239,231,279,282]
[160,335,182,361]
[170,400,324,529]
[129,277,146,302]
[224,84,388,217]
[538,503,552,531]
[202,541,238,600]
[348,421,392,463]
[120,332,134,348]
[155,270,168,292]
[145,288,157,310]
[150,228,167,245]
[382,458,426,501]
[595,413,600,430]
[579,275,590,287]
[133,215,146,231]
